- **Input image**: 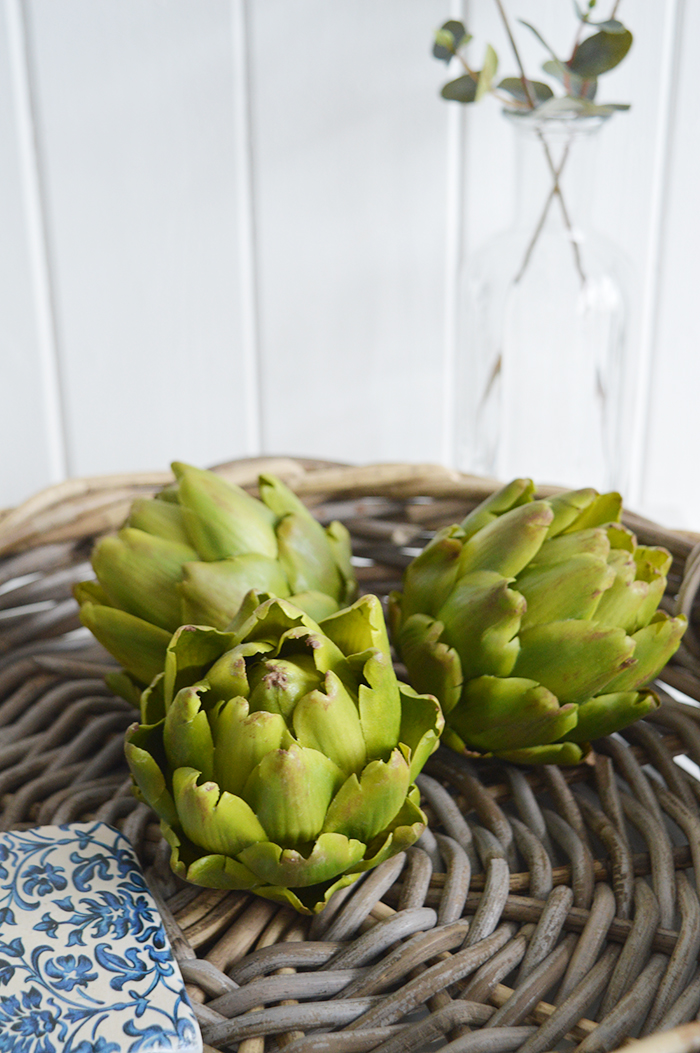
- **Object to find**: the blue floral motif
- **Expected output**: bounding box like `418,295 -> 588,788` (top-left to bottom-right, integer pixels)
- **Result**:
0,845 -> 9,882
44,956 -> 97,992
0,987 -> 57,1053
0,940 -> 23,959
34,916 -> 59,940
22,865 -> 67,898
73,1041 -> 118,1053
0,823 -> 201,1053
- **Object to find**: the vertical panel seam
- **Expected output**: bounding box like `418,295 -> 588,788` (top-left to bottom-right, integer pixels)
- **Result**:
231,0 -> 263,455
441,0 -> 468,468
5,0 -> 68,483
628,0 -> 684,509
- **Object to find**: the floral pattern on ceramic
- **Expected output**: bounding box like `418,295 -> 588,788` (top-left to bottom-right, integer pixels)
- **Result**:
0,822 -> 201,1053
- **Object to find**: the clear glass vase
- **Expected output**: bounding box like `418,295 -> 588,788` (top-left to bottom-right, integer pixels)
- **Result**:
457,109 -> 632,492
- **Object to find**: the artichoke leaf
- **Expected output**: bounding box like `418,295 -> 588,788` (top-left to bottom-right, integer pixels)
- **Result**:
398,530 -> 463,620
173,462 -> 277,560
239,596 -> 323,650
252,872 -> 363,915
324,520 -> 357,604
162,824 -> 260,890
357,649 -> 402,761
127,497 -> 191,546
604,613 -> 686,692
458,478 -> 535,541
257,472 -> 316,521
563,689 -> 660,743
238,832 -> 367,889
292,670 -> 367,774
244,744 -> 345,846
543,488 -> 599,537
73,580 -> 113,607
173,767 -> 268,857
446,675 -> 578,752
124,724 -> 177,827
562,491 -> 622,533
163,686 -> 215,781
607,522 -> 636,552
516,553 -> 615,628
494,742 -> 585,765
92,528 -> 197,632
179,556 -> 290,629
79,602 -> 171,687
397,683 -> 444,782
358,803 -> 425,873
247,655 -> 323,718
185,855 -> 262,891
164,624 -> 238,710
320,593 -> 392,662
633,546 -> 673,628
513,621 -> 635,704
276,513 -> 343,598
438,571 -> 525,680
398,614 -> 463,715
105,670 -> 142,708
287,590 -> 339,623
212,698 -> 294,796
529,527 -> 610,566
205,645 -> 255,704
593,575 -> 648,634
458,501 -> 553,577
141,673 -> 166,724
322,750 -> 412,843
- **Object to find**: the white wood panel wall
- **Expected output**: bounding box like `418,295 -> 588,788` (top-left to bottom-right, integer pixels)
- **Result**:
0,0 -> 696,529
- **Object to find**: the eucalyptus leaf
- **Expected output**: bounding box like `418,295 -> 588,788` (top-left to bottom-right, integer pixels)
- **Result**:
518,20 -> 558,62
592,20 -> 627,34
534,95 -> 621,118
542,59 -> 597,101
476,44 -> 498,101
441,73 -> 478,104
433,20 -> 471,63
569,28 -> 633,77
498,77 -> 553,107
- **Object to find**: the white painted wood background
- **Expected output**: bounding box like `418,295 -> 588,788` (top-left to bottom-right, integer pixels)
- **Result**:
0,0 -> 696,529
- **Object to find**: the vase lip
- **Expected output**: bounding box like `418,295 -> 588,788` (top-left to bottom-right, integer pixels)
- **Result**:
502,105 -> 613,136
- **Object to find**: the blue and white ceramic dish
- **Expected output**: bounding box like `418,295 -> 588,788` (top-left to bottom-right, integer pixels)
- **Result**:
0,821 -> 201,1053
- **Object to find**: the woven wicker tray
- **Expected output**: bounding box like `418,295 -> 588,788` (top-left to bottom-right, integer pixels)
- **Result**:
3,458 -> 700,1053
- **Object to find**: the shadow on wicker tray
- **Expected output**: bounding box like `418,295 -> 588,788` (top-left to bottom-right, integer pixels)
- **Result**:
3,458 -> 700,1053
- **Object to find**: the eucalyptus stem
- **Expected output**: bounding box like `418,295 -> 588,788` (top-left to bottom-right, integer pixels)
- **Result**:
535,130 -> 586,285
493,0 -> 536,109
493,0 -> 587,285
513,139 -> 573,284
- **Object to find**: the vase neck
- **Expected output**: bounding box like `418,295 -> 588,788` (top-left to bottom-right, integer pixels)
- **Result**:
506,112 -> 608,233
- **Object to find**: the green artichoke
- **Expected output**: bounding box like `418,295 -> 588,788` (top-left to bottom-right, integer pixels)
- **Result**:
125,592 -> 444,913
388,478 -> 686,765
75,463 -> 356,701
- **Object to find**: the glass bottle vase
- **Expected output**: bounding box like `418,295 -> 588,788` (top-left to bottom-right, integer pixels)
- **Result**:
457,109 -> 632,492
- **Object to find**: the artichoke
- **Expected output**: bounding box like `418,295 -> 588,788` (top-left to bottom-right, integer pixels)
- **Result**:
389,478 -> 686,765
125,593 -> 443,913
75,463 -> 356,701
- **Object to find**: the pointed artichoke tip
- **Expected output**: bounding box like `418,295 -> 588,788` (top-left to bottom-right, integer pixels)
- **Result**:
170,461 -> 192,480
355,592 -> 382,616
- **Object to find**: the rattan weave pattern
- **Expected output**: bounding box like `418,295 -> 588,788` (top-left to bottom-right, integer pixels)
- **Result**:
2,459 -> 700,1053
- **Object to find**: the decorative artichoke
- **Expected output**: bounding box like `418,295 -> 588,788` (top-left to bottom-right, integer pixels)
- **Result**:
389,479 -> 686,765
125,593 -> 443,913
75,463 -> 356,701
